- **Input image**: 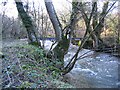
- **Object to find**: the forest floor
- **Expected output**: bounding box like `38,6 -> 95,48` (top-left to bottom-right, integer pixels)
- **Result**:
1,39 -> 74,88
1,39 -> 119,88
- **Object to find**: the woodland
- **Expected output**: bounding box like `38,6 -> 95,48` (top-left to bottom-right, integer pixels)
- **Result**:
0,0 -> 120,88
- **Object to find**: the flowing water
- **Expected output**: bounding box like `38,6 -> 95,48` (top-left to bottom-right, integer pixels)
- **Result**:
2,39 -> 119,88
44,40 -> 120,88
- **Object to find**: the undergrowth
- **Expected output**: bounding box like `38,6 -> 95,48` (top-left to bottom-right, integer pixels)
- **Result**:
1,44 -> 74,88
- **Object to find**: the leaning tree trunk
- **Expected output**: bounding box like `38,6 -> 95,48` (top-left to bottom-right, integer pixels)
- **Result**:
15,0 -> 41,47
79,2 -> 109,49
78,2 -> 99,49
63,1 -> 116,75
44,0 -> 62,42
44,0 -> 70,70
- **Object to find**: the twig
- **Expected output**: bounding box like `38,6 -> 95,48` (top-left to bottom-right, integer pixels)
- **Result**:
63,2 -> 116,74
49,41 -> 57,51
17,58 -> 23,71
5,69 -> 12,88
24,56 -> 41,66
76,50 -> 93,60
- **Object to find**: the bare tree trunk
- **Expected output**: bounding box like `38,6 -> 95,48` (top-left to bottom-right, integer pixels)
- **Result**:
44,0 -> 62,42
15,0 -> 41,47
117,1 -> 120,56
44,0 -> 70,70
63,1 -> 116,75
96,2 -> 108,40
95,1 -> 109,49
70,1 -> 80,38
92,2 -> 99,48
78,2 -> 109,49
117,1 -> 120,44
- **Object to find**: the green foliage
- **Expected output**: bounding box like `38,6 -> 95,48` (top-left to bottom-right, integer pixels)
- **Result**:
18,44 -> 44,60
29,42 -> 40,47
51,80 -> 75,88
17,44 -> 67,87
20,81 -> 32,88
2,43 -> 74,88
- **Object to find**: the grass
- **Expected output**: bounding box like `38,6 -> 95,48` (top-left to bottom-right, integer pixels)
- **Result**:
1,43 -> 74,88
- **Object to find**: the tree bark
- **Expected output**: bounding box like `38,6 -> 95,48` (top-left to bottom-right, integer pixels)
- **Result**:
44,0 -> 70,70
63,1 -> 116,74
44,0 -> 62,42
79,2 -> 109,49
118,1 -> 120,44
15,0 -> 41,47
70,1 -> 80,38
96,2 -> 108,39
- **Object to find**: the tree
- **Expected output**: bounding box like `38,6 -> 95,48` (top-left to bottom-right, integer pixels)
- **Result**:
44,0 -> 70,70
14,0 -> 41,47
14,0 -> 116,75
72,1 -> 116,49
117,1 -> 120,55
70,1 -> 80,38
63,1 -> 116,74
44,0 -> 116,74
44,0 -> 62,41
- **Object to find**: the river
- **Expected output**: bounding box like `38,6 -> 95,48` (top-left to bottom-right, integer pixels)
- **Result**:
2,39 -> 119,88
43,40 -> 120,88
